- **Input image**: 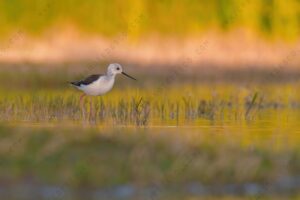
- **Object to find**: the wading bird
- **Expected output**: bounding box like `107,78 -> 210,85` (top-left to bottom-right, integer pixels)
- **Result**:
70,63 -> 136,118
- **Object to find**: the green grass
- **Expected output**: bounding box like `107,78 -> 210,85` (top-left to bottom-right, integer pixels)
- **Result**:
0,82 -> 300,126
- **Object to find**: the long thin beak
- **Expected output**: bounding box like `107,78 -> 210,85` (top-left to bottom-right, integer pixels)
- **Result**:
122,72 -> 137,80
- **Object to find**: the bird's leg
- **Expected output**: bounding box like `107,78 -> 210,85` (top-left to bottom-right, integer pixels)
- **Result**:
79,93 -> 86,120
89,96 -> 95,121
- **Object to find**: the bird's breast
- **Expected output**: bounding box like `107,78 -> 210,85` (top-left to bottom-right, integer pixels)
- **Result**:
97,77 -> 115,94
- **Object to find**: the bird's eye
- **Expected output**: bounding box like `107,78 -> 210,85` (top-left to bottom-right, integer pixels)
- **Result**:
116,67 -> 120,70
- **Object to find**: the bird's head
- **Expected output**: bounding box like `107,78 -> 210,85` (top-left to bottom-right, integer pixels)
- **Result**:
107,63 -> 136,80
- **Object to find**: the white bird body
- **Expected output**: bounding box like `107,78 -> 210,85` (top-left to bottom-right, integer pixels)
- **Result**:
71,63 -> 136,96
76,75 -> 115,96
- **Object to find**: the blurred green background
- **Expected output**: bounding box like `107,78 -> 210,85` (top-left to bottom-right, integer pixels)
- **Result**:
0,0 -> 299,40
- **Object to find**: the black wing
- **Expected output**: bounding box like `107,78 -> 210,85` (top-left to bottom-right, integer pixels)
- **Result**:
70,74 -> 102,86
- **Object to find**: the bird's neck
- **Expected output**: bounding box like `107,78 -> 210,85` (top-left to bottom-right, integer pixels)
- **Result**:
107,72 -> 116,79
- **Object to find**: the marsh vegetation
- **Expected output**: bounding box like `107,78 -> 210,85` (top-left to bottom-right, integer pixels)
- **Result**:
0,66 -> 300,199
